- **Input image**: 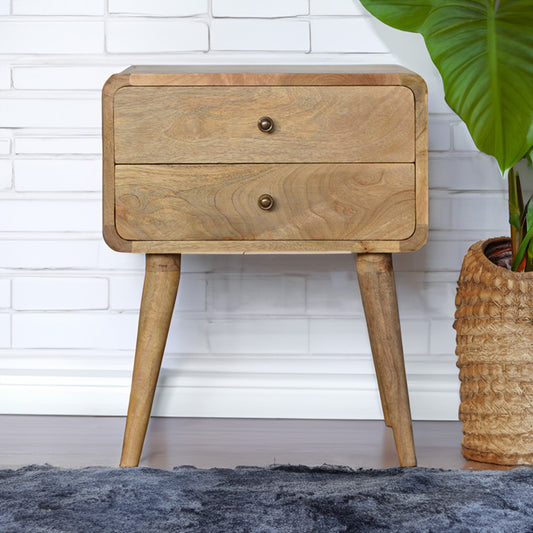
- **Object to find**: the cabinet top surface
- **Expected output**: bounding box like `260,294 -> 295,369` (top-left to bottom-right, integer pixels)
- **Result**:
122,64 -> 415,74
105,65 -> 427,91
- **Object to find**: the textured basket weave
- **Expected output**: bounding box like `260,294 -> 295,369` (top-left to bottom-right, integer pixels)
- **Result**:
454,237 -> 533,465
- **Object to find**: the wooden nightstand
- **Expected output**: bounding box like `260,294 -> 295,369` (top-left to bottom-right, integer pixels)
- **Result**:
102,66 -> 428,468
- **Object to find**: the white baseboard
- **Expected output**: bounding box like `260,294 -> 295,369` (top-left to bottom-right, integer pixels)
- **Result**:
0,352 -> 460,420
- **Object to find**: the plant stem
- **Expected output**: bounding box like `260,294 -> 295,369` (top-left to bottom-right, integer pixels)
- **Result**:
508,166 -> 523,261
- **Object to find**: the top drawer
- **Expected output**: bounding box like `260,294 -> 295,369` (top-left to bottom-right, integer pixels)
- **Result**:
114,86 -> 415,164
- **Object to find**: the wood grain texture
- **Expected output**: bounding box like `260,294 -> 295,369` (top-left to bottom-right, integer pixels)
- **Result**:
115,163 -> 416,242
123,66 -> 422,88
102,69 -> 427,254
126,240 -> 404,254
356,253 -> 417,467
114,86 -> 415,164
123,64 -> 417,74
102,74 -> 132,252
404,72 -> 429,254
120,254 -> 181,467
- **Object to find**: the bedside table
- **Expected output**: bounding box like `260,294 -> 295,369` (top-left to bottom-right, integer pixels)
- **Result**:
102,66 -> 428,468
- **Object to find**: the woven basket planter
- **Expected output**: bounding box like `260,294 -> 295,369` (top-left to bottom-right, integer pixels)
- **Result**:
454,237 -> 533,465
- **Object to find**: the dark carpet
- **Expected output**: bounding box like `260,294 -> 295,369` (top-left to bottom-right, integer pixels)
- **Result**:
1,464 -> 532,532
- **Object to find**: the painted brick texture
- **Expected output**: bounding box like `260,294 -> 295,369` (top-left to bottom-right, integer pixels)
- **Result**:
12,0 -> 105,16
108,0 -> 208,17
0,21 -> 104,53
213,0 -> 308,17
0,0 -> 502,420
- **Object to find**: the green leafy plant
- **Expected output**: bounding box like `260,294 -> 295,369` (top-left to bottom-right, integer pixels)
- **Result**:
359,0 -> 533,270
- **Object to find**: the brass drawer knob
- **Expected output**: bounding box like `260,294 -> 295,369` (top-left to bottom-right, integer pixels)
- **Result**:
258,116 -> 274,133
258,194 -> 274,210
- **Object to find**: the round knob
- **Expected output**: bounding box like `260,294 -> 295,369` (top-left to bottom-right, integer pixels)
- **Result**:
258,116 -> 274,133
258,194 -> 274,210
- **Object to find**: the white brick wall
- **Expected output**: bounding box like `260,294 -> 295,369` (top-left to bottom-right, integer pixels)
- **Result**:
12,313 -> 137,350
12,277 -> 108,310
13,66 -> 122,90
12,0 -> 105,16
211,20 -> 309,51
0,200 -> 99,232
311,19 -> 389,53
0,159 -> 11,189
14,136 -> 101,155
0,279 -> 10,308
0,1 -> 506,421
0,240 -> 100,269
110,274 -> 206,311
310,0 -> 364,15
1,98 -> 101,128
207,276 -> 306,315
452,122 -> 479,151
0,64 -> 10,87
108,0 -> 208,17
106,20 -> 208,53
0,21 -> 104,53
15,160 -> 101,191
0,315 -> 10,348
428,119 -> 451,152
212,0 -> 309,18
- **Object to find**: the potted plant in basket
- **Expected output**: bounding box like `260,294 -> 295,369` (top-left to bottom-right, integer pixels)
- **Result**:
359,0 -> 533,465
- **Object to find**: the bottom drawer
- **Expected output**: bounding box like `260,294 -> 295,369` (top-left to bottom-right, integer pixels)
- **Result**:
114,163 -> 416,242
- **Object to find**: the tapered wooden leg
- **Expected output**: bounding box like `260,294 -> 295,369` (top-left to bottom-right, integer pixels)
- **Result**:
120,254 -> 181,467
355,253 -> 417,467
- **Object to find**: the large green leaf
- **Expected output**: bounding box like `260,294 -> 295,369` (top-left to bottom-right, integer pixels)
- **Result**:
360,0 -> 533,173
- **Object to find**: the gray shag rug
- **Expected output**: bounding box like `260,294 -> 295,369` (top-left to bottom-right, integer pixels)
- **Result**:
1,464 -> 532,532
